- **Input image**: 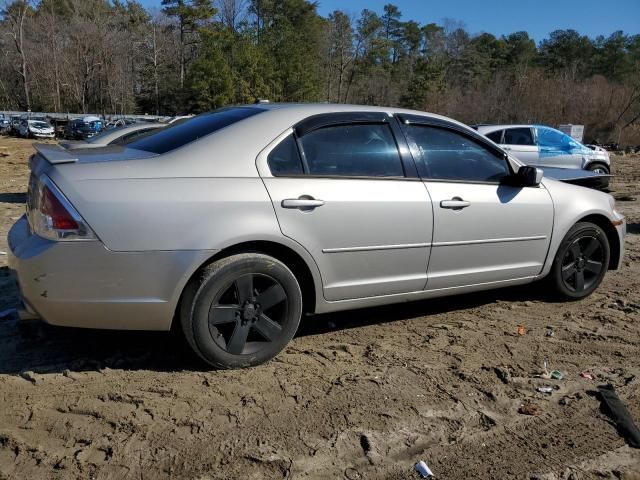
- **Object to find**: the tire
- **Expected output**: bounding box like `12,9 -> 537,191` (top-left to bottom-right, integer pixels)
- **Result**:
181,253 -> 303,369
587,162 -> 610,174
548,222 -> 610,300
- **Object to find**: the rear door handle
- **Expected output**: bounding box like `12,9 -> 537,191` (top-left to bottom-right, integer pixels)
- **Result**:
440,198 -> 470,210
282,197 -> 325,210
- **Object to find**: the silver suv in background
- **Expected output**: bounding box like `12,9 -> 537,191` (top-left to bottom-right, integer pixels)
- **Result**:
475,124 -> 611,174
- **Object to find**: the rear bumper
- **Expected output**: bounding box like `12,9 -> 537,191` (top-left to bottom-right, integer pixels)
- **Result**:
8,215 -> 214,330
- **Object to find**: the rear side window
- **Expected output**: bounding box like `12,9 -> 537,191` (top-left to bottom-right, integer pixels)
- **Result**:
299,124 -> 404,177
486,130 -> 503,143
504,128 -> 534,146
127,107 -> 264,154
268,135 -> 303,176
406,125 -> 510,182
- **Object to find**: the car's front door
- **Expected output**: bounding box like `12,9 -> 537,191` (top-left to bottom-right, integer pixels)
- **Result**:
535,126 -> 583,169
501,127 -> 540,165
259,114 -> 433,301
399,117 -> 554,290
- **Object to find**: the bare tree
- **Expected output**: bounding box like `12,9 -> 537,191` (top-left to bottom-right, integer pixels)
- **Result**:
216,0 -> 246,32
2,0 -> 32,110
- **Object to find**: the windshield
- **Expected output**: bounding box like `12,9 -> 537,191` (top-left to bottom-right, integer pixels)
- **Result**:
30,121 -> 50,129
126,107 -> 264,154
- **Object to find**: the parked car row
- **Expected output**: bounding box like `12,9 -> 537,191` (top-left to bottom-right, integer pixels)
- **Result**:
0,114 -> 161,140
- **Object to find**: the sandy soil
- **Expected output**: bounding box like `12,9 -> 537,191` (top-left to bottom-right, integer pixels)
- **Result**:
0,136 -> 639,480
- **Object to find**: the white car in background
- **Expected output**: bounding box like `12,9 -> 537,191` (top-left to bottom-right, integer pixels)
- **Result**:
18,119 -> 55,139
475,124 -> 611,174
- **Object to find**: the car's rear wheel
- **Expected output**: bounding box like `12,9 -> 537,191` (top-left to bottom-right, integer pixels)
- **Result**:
587,162 -> 610,174
181,253 -> 303,369
548,222 -> 609,300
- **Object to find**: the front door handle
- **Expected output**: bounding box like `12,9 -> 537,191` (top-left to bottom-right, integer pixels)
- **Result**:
282,197 -> 325,210
440,198 -> 470,210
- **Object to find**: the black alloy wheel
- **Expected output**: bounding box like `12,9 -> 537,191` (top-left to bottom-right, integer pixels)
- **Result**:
181,253 -> 303,368
549,222 -> 610,300
560,235 -> 605,293
208,273 -> 287,355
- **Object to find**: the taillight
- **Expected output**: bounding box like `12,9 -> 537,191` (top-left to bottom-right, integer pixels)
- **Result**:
27,174 -> 97,241
42,186 -> 79,230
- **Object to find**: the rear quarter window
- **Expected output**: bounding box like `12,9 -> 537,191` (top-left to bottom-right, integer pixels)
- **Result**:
126,107 -> 264,154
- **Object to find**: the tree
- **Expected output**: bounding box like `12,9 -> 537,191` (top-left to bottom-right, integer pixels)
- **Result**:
325,10 -> 354,103
187,28 -> 233,111
539,29 -> 595,78
2,0 -> 32,110
161,0 -> 216,89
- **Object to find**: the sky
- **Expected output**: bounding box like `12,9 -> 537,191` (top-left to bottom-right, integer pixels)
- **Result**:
139,0 -> 640,42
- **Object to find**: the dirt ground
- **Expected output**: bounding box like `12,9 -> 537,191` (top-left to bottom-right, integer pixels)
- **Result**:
0,136 -> 639,480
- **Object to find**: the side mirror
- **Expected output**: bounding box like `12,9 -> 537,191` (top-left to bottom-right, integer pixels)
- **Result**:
517,165 -> 543,187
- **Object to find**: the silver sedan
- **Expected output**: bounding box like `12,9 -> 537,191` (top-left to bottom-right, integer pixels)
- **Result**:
8,104 -> 626,368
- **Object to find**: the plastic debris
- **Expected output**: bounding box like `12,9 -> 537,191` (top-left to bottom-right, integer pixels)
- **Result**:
0,308 -> 17,319
580,371 -> 594,380
415,460 -> 434,478
550,370 -> 564,380
546,326 -> 555,337
536,386 -> 554,394
597,384 -> 640,448
517,325 -> 526,336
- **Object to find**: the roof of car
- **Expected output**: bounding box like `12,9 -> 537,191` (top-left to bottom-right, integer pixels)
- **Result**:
244,102 -> 459,121
475,124 -> 555,132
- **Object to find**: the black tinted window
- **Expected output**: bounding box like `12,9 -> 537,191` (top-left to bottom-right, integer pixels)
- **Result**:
268,135 -> 303,176
486,130 -> 503,143
299,124 -> 403,177
127,107 -> 263,154
407,125 -> 510,182
504,128 -> 534,146
110,128 -> 156,145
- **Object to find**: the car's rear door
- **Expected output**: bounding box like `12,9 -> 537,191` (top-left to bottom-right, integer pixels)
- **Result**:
258,112 -> 433,301
399,115 -> 553,290
501,127 -> 540,165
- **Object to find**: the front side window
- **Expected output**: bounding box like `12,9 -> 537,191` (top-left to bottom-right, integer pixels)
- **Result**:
536,127 -> 570,149
504,128 -> 534,146
299,123 -> 404,177
268,135 -> 303,176
406,125 -> 510,182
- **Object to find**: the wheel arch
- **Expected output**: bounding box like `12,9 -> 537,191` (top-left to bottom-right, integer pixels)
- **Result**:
172,240 -> 319,330
576,213 -> 620,270
585,161 -> 610,172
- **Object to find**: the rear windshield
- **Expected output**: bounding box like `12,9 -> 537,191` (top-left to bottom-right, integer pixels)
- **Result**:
126,107 -> 264,154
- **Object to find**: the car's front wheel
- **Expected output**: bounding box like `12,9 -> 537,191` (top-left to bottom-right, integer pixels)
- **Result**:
587,162 -> 610,174
548,222 -> 610,300
181,253 -> 303,369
